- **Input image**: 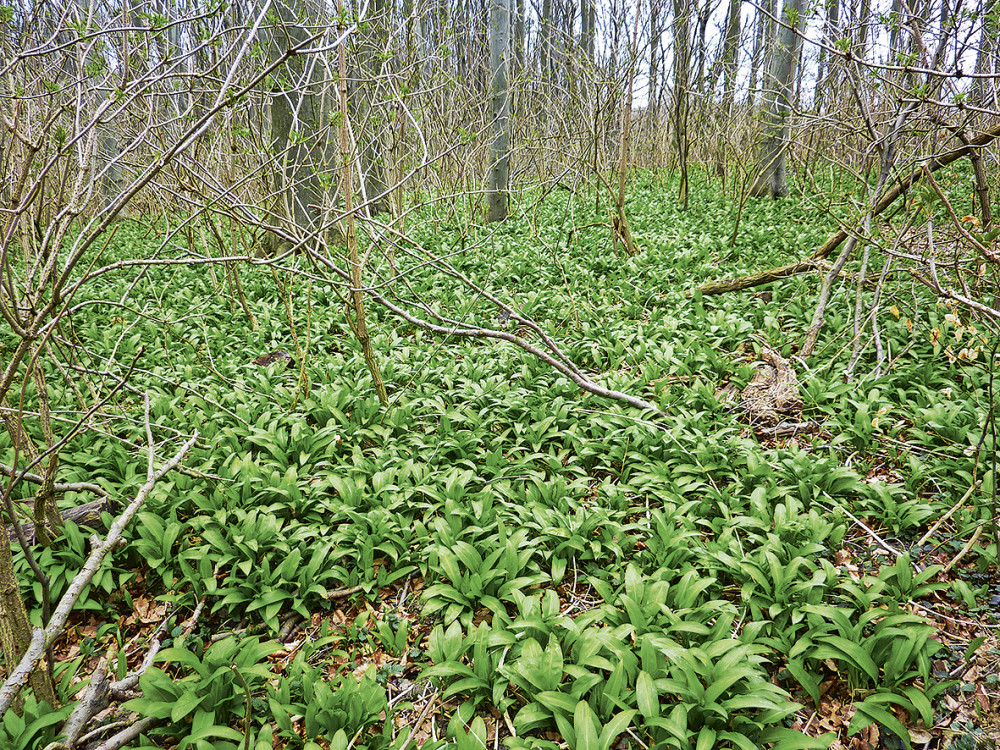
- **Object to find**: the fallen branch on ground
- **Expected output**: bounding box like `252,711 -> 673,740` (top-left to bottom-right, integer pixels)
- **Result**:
696,118 -> 1000,296
0,395 -> 197,718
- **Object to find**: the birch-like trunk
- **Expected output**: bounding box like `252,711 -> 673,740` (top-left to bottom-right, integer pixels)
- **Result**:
487,0 -> 511,223
749,0 -> 806,198
267,0 -> 335,251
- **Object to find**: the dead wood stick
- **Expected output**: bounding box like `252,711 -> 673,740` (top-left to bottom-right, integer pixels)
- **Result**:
8,498 -> 111,544
0,396 -> 197,718
396,690 -> 439,750
916,481 -> 979,547
0,463 -> 109,499
323,584 -> 364,600
697,118 -> 1000,296
53,655 -> 111,749
90,715 -> 160,750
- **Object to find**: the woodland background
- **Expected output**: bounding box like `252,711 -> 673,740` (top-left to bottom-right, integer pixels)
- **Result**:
2,0 -> 1000,748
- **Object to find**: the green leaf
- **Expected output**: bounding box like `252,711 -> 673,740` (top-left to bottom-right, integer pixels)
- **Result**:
815,635 -> 879,682
171,690 -> 205,722
849,701 -> 911,750
574,701 -> 599,750
598,710 -> 636,750
695,727 -> 716,750
900,686 -> 933,727
513,703 -> 551,733
756,728 -> 837,749
636,670 -> 659,719
964,635 -> 986,662
187,724 -> 246,742
785,659 -> 821,706
157,647 -> 204,671
536,691 -> 578,716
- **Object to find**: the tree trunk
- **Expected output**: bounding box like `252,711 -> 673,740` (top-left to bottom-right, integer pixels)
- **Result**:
748,0 -> 776,102
0,524 -> 57,710
268,0 -> 335,250
673,0 -> 691,208
540,0 -> 552,79
721,0 -> 742,110
581,0 -> 595,59
487,0 -> 511,222
337,0 -> 389,405
648,2 -> 661,116
972,0 -> 998,109
354,0 -> 390,215
857,0 -> 871,60
749,0 -> 806,199
515,0 -> 527,68
815,0 -> 840,112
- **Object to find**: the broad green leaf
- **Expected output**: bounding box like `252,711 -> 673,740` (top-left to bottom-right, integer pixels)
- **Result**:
171,690 -> 204,722
536,691 -> 578,716
849,701 -> 912,750
636,670 -> 659,719
815,635 -> 879,682
695,727 -> 716,750
574,700 -> 599,750
598,710 -> 636,750
756,728 -> 836,749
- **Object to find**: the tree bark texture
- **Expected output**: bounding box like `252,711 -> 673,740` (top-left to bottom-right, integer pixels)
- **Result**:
487,0 -> 511,223
268,0 -> 333,245
749,0 -> 806,199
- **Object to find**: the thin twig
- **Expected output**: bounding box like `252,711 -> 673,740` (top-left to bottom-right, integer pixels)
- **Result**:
0,396 -> 197,718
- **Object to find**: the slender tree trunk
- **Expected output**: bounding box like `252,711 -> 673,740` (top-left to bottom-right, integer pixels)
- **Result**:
581,0 -> 595,58
268,0 -> 334,251
815,0 -> 839,112
749,0 -> 806,198
694,1 -> 713,90
540,0 -> 552,79
857,0 -> 871,60
648,2 -> 661,117
748,0 -> 776,102
888,0 -> 903,56
487,0 -> 511,222
673,0 -> 691,208
721,0 -> 742,110
515,0 -> 526,68
0,521 -> 57,709
355,0 -> 390,215
972,0 -> 998,109
337,0 -> 388,405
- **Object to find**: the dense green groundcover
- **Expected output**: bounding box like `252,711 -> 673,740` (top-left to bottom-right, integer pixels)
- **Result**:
3,170 -> 996,749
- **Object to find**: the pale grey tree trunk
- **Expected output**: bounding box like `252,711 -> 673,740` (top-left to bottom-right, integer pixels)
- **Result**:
673,0 -> 691,208
972,0 -> 998,108
648,2 -> 662,115
487,0 -> 511,223
888,0 -> 903,55
721,0 -> 742,108
750,0 -> 806,198
268,0 -> 335,248
581,0 -> 595,58
515,0 -> 526,68
540,0 -> 552,79
693,0 -> 713,90
815,0 -> 839,112
857,0 -> 871,59
355,0 -> 390,215
748,0 -> 777,102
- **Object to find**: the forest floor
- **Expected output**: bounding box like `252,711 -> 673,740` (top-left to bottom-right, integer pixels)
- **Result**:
5,168 -> 1000,750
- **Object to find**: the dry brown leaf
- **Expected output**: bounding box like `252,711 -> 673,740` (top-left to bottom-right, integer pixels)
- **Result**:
135,596 -> 167,624
908,727 -> 934,744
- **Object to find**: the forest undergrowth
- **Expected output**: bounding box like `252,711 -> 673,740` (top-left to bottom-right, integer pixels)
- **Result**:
2,168 -> 999,750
